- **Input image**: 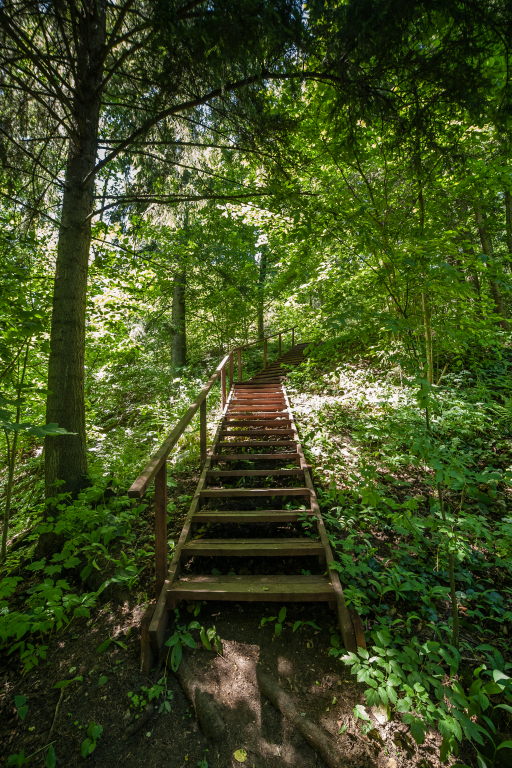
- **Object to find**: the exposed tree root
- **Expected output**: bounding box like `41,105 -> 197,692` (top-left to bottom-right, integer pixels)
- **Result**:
172,656 -> 227,743
256,665 -> 348,768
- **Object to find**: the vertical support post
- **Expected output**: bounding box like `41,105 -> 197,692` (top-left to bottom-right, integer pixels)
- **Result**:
229,351 -> 234,391
279,333 -> 282,357
292,327 -> 294,348
237,348 -> 242,382
221,363 -> 226,410
154,459 -> 167,598
263,338 -> 267,368
200,397 -> 207,465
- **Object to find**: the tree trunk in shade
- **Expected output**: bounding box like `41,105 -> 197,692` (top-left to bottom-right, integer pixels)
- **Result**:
45,3 -> 106,500
257,249 -> 267,339
171,269 -> 187,368
474,206 -> 510,331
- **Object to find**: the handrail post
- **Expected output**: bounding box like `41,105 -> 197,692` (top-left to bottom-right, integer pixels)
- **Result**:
229,351 -> 234,391
221,362 -> 226,410
292,327 -> 294,348
263,338 -> 267,368
279,333 -> 282,357
237,348 -> 242,381
200,397 -> 207,464
154,459 -> 167,597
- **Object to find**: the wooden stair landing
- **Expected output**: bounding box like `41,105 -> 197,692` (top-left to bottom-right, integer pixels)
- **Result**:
147,343 -> 366,657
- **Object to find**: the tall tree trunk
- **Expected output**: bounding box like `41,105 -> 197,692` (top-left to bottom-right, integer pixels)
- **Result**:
45,3 -> 106,500
171,269 -> 187,368
422,291 -> 434,384
257,249 -> 267,339
506,190 -> 512,271
474,206 -> 511,331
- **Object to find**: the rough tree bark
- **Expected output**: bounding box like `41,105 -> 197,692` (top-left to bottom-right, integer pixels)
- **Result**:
506,190 -> 512,270
45,3 -> 107,499
257,248 -> 267,339
474,206 -> 510,331
171,269 -> 187,368
474,206 -> 510,328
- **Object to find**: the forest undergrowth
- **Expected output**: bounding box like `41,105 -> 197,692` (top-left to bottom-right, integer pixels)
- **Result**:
288,341 -> 512,768
1,338 -> 512,768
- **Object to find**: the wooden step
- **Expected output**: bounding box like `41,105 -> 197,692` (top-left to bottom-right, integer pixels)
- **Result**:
168,574 -> 333,601
225,414 -> 291,421
199,487 -> 311,498
220,430 -> 294,436
212,453 -> 298,461
228,406 -> 287,412
217,440 -> 296,448
222,420 -> 291,427
207,468 -> 301,476
192,509 -> 311,523
181,538 -> 323,557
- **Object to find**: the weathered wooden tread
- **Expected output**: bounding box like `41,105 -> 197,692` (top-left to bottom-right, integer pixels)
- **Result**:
217,440 -> 296,448
181,538 -> 323,556
212,453 -> 298,461
168,574 -> 334,600
220,430 -> 295,436
192,510 -> 311,523
199,487 -> 311,498
222,420 -> 291,427
206,468 -> 303,477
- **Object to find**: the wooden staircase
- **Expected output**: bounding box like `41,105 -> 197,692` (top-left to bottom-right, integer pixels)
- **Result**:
131,332 -> 366,672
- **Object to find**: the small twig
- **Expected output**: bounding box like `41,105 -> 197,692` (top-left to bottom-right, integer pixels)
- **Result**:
48,688 -> 64,741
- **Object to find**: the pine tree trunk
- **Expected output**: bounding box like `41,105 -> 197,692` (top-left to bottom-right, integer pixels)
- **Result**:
45,4 -> 106,500
474,206 -> 510,331
171,270 -> 187,368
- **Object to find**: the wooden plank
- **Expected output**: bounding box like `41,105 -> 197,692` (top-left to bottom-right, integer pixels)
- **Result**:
225,414 -> 291,421
168,574 -> 334,601
199,487 -> 311,498
192,510 -> 311,523
200,397 -> 207,464
222,420 -> 292,428
154,460 -> 168,597
228,406 -> 287,412
148,417 -> 225,651
220,430 -> 294,436
213,453 -> 298,461
181,538 -> 324,557
128,357 -> 227,498
206,468 -> 303,477
217,440 -> 296,448
281,385 -> 362,652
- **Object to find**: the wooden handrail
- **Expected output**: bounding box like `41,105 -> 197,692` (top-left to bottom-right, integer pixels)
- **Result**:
238,326 -> 295,351
128,353 -> 230,499
127,325 -> 296,596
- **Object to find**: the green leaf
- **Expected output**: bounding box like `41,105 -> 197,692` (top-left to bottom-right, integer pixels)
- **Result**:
278,607 -> 287,624
46,745 -> 56,768
497,741 -> 512,751
293,621 -> 302,633
14,696 -> 27,708
410,719 -> 425,745
353,704 -> 370,721
17,706 -> 28,721
275,622 -> 283,636
171,641 -> 182,672
97,639 -> 111,654
80,739 -> 93,758
98,676 -> 108,686
200,627 -> 211,651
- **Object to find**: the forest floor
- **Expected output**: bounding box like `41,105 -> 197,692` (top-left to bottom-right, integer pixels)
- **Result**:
2,353 -> 511,768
